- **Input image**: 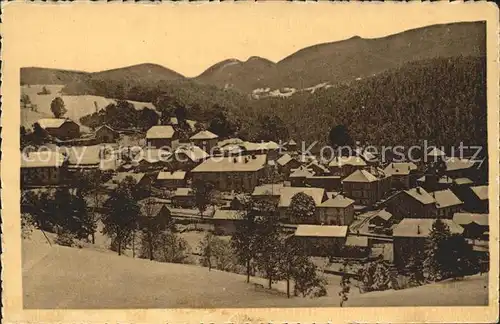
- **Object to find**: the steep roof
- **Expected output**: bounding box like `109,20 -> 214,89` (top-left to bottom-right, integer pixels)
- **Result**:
328,156 -> 367,167
404,187 -> 435,205
345,235 -> 369,247
427,147 -> 446,157
138,200 -> 168,217
252,183 -> 285,196
289,167 -> 315,178
452,213 -> 489,227
190,130 -> 218,140
278,187 -> 325,207
37,118 -> 73,129
393,219 -> 463,238
384,162 -> 418,176
454,178 -> 474,185
64,145 -> 101,166
445,158 -> 476,171
191,155 -> 267,173
306,161 -> 330,174
276,154 -> 293,166
95,124 -> 117,133
373,209 -> 393,221
343,169 -> 378,183
173,187 -> 193,197
146,125 -> 175,139
21,151 -> 66,168
432,189 -> 463,208
174,144 -> 209,162
471,185 -> 488,201
213,210 -> 243,220
134,148 -> 172,164
157,171 -> 186,180
294,225 -> 348,238
318,194 -> 354,208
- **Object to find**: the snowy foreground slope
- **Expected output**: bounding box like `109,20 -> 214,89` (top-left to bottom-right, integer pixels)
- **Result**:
23,239 -> 488,309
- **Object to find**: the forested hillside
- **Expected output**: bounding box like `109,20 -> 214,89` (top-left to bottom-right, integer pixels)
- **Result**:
76,56 -> 486,150
241,55 -> 487,148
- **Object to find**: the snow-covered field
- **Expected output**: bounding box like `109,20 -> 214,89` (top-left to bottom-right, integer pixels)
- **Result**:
21,85 -> 155,128
22,229 -> 489,308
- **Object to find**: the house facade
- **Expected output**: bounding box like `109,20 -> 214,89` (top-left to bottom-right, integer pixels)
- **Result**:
393,218 -> 464,269
190,130 -> 219,152
21,151 -> 68,186
191,155 -> 268,193
341,169 -> 390,206
95,125 -> 119,143
146,125 -> 176,149
37,118 -> 80,140
292,225 -> 348,257
316,194 -> 355,225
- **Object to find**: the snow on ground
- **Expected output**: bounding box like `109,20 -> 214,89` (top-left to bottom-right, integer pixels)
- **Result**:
21,85 -> 155,128
23,229 -> 489,308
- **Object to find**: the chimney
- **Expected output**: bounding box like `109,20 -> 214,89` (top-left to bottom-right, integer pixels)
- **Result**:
417,225 -> 421,235
392,163 -> 394,168
416,187 -> 421,194
233,157 -> 238,163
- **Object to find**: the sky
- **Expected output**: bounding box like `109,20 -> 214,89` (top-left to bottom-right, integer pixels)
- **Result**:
3,2 -> 491,77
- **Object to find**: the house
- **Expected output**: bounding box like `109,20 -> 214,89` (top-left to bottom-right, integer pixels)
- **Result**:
305,161 -> 330,176
243,141 -> 281,161
146,125 -> 176,149
190,155 -> 268,193
467,185 -> 489,213
251,183 -> 285,209
172,144 -> 209,170
316,194 -> 355,225
278,187 -> 327,222
328,156 -> 367,177
103,172 -> 152,192
354,148 -> 377,165
37,118 -> 80,140
433,189 -> 463,218
211,209 -> 243,235
137,200 -> 172,229
95,125 -> 119,143
343,235 -> 371,258
304,175 -> 342,192
289,167 -> 315,187
284,139 -> 297,152
386,187 -> 436,219
189,130 -> 218,152
341,169 -> 390,206
171,187 -> 196,208
368,209 -> 394,228
445,158 -> 476,179
155,171 -> 187,189
132,148 -> 173,171
293,224 -> 348,257
426,147 -> 447,163
452,213 -> 489,239
276,154 -> 301,176
383,162 -> 418,189
21,151 -> 68,186
417,175 -> 454,191
393,218 -> 463,269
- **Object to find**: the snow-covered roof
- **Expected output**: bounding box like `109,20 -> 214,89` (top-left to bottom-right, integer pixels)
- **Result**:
343,169 -> 378,183
146,125 -> 175,139
393,219 -> 463,238
453,213 -> 489,227
295,225 -> 348,238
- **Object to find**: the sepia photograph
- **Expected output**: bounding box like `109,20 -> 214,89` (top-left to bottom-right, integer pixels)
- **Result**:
1,2 -> 499,323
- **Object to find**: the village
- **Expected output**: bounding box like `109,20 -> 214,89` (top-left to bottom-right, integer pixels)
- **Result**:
19,97 -> 490,303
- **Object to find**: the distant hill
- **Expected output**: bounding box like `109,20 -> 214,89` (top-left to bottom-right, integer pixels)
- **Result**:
92,63 -> 185,83
20,67 -> 90,85
195,21 -> 486,92
195,56 -> 278,91
21,63 -> 185,89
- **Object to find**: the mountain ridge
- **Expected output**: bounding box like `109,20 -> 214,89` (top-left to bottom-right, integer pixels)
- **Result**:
21,21 -> 486,93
